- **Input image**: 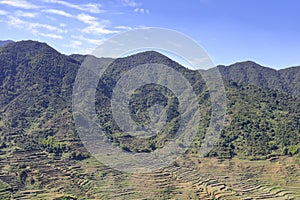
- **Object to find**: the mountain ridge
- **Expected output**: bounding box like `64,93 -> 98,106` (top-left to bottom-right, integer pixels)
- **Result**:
2,40 -> 299,70
217,61 -> 299,97
0,40 -> 299,156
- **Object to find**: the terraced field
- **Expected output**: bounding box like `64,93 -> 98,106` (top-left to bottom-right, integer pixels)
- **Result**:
0,150 -> 299,199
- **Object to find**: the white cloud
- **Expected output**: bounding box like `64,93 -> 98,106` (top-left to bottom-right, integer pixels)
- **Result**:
15,10 -> 38,18
121,0 -> 150,14
76,13 -> 98,24
82,25 -> 119,35
72,35 -> 104,45
64,38 -> 95,54
40,11 -> 117,36
134,8 -> 150,14
83,3 -> 104,13
0,9 -> 7,15
115,26 -> 132,30
42,9 -> 73,18
0,0 -> 39,9
121,0 -> 141,7
42,11 -> 117,36
75,13 -> 118,35
7,16 -> 66,34
64,40 -> 83,48
30,23 -> 66,34
44,15 -> 55,21
7,16 -> 24,27
37,32 -> 63,39
43,0 -> 104,13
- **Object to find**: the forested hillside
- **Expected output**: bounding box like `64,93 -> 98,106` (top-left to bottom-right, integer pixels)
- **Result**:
0,40 -> 299,199
0,40 -> 299,160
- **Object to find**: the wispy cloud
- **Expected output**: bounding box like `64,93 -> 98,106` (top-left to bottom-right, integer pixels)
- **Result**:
59,23 -> 66,27
120,0 -> 150,15
0,0 -> 138,54
7,16 -> 24,27
31,23 -> 66,34
64,40 -> 83,48
37,32 -> 63,39
0,9 -> 7,15
7,16 -> 66,34
115,26 -> 132,30
121,0 -> 141,7
0,0 -> 39,9
72,35 -> 104,45
76,13 -> 118,35
134,8 -> 150,14
39,10 -> 118,36
7,16 -> 65,39
42,9 -> 72,18
76,13 -> 98,24
82,24 -> 119,35
82,3 -> 104,13
43,0 -> 104,13
66,37 -> 97,54
15,10 -> 38,18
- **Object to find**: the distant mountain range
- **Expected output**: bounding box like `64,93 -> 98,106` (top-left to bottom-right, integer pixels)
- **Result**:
0,40 -> 299,160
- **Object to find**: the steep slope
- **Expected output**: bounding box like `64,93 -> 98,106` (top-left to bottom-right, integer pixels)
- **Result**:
207,81 -> 300,159
279,66 -> 300,96
95,50 -> 208,152
0,41 -> 81,151
0,41 -> 94,199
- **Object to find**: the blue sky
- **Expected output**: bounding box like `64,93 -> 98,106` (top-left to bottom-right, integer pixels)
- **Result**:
0,0 -> 299,69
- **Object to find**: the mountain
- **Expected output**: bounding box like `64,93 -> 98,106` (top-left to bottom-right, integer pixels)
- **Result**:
217,61 -> 300,96
0,40 -> 14,47
0,40 -> 87,157
0,40 -> 299,157
0,40 -> 299,199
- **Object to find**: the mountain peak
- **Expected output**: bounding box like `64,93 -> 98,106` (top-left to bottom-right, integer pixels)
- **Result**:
217,60 -> 300,96
1,40 -> 61,57
236,60 -> 260,65
122,50 -> 170,60
116,50 -> 193,72
113,50 -> 183,68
